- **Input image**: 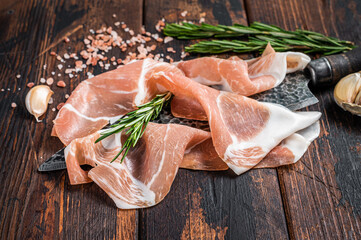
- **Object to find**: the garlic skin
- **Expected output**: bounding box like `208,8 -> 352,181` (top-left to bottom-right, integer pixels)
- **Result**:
334,71 -> 361,116
25,85 -> 54,122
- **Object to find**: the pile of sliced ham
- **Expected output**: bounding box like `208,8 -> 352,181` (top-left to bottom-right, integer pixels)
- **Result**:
52,45 -> 321,209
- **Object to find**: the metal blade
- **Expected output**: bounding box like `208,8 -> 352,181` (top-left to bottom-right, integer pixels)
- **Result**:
251,71 -> 319,110
38,148 -> 66,172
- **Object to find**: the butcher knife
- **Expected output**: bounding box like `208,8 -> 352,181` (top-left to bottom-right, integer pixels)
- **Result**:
253,47 -> 361,109
39,48 -> 361,172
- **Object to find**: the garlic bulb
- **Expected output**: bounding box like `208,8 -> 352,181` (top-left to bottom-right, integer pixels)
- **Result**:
334,71 -> 361,116
25,85 -> 54,122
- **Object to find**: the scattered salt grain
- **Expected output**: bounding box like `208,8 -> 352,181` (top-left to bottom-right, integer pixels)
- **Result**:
11,102 -> 17,108
46,77 -> 54,85
164,36 -> 174,44
40,78 -> 46,83
65,94 -> 70,99
167,47 -> 176,53
75,61 -> 83,68
43,64 -> 47,70
57,80 -> 66,88
152,33 -> 159,40
50,51 -> 56,56
51,71 -> 55,76
57,64 -> 63,70
180,51 -> 189,59
27,82 -> 35,88
114,22 -> 120,27
16,74 -> 21,78
52,108 -> 56,112
1,89 -> 4,92
64,37 -> 70,43
48,97 -> 53,104
112,14 -> 116,18
65,69 -> 73,74
64,53 -> 70,59
181,10 -> 188,17
57,103 -> 65,110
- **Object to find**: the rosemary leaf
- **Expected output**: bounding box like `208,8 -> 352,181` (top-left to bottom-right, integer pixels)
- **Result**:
163,21 -> 355,55
96,92 -> 172,163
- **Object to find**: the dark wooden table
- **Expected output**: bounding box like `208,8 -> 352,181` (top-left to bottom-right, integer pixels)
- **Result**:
1,0 -> 360,239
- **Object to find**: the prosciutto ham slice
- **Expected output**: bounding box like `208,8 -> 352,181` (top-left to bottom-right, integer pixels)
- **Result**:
65,121 -> 319,208
171,45 -> 310,120
52,60 -> 183,145
51,48 -> 321,209
175,44 -> 310,96
153,71 -> 320,174
180,122 -> 320,171
64,123 -> 212,208
53,46 -> 310,145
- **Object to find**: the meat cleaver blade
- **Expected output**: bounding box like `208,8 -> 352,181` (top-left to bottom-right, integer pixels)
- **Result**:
251,70 -> 318,111
38,148 -> 67,172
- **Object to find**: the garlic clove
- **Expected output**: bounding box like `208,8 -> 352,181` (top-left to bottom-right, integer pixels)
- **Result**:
355,89 -> 361,106
25,85 -> 54,122
342,102 -> 361,117
334,71 -> 361,116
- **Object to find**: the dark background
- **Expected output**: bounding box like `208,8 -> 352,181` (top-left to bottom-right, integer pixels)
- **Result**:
0,0 -> 360,239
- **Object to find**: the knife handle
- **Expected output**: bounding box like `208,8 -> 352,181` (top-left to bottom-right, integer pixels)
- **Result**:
307,47 -> 361,86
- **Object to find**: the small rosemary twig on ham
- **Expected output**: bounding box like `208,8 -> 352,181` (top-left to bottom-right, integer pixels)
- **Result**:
95,92 -> 172,163
163,21 -> 355,55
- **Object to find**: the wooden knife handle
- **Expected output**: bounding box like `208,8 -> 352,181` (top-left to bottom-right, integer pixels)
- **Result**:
307,47 -> 361,86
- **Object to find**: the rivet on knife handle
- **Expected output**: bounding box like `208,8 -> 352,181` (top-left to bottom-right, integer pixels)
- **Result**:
307,47 -> 361,87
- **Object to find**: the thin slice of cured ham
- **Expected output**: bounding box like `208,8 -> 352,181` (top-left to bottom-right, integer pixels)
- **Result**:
171,45 -> 310,120
153,71 -> 321,174
56,58 -> 322,208
175,44 -> 310,96
64,121 -> 320,209
180,122 -> 320,171
53,55 -> 321,199
55,58 -> 320,175
52,59 -> 183,145
53,46 -> 309,144
64,123 -> 213,209
254,121 -> 320,168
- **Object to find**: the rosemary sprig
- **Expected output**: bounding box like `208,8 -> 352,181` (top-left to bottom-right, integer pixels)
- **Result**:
95,92 -> 172,163
164,21 -> 355,55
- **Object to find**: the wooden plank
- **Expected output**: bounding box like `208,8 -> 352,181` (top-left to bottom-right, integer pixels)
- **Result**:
245,0 -> 361,238
0,0 -> 142,239
141,1 -> 289,239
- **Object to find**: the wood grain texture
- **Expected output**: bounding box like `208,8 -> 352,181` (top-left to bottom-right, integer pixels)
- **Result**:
140,1 -> 288,239
245,0 -> 361,239
1,0 -> 360,239
0,0 -> 141,239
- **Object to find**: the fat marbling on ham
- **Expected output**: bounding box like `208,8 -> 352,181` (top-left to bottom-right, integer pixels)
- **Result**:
52,47 -> 321,209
